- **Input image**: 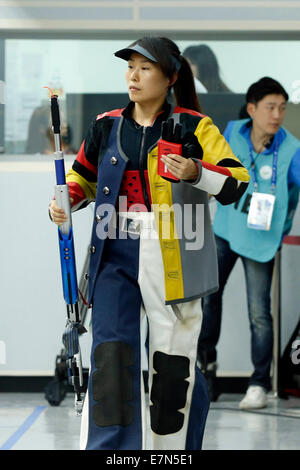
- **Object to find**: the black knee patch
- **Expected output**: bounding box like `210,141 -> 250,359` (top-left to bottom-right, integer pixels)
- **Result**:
150,351 -> 190,435
92,341 -> 134,427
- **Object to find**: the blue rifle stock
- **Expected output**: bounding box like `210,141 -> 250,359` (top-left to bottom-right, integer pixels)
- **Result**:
50,94 -> 86,415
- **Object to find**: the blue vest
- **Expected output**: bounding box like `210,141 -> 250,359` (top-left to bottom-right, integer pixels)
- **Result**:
214,119 -> 300,262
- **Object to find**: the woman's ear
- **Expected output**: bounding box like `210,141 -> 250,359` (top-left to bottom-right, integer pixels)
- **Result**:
169,73 -> 178,87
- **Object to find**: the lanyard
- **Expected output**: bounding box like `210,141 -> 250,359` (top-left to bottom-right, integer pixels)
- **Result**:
248,143 -> 278,194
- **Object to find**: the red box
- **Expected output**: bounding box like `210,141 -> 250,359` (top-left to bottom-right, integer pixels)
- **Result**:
157,139 -> 182,182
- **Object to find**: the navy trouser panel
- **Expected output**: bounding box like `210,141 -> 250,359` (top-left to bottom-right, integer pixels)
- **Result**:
185,366 -> 210,450
84,234 -> 143,450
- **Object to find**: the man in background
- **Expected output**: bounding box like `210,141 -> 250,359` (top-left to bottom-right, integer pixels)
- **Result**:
198,77 -> 300,409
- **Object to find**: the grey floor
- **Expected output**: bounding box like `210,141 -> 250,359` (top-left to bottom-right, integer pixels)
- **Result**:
0,392 -> 299,450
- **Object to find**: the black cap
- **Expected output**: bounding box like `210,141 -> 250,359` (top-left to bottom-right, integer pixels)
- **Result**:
114,44 -> 158,63
115,44 -> 181,72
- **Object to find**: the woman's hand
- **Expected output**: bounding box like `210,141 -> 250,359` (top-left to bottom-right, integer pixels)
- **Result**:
49,198 -> 73,225
161,154 -> 199,181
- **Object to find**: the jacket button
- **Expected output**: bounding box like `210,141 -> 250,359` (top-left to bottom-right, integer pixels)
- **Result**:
84,273 -> 89,280
95,214 -> 102,222
110,156 -> 118,165
103,186 -> 110,195
89,245 -> 96,254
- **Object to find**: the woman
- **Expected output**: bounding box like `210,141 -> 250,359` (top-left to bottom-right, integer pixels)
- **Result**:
183,44 -> 231,93
50,36 -> 249,450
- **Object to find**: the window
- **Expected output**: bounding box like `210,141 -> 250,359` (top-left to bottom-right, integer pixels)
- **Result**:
2,38 -> 300,155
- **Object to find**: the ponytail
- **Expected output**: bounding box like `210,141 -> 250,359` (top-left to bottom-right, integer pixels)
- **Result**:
173,56 -> 202,113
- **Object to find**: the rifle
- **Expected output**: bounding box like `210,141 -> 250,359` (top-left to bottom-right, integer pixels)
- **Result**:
47,88 -> 87,415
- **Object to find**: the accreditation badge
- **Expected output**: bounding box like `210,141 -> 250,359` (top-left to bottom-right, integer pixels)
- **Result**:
247,192 -> 276,231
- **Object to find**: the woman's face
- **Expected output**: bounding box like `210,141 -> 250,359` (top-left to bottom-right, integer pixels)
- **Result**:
125,52 -> 171,105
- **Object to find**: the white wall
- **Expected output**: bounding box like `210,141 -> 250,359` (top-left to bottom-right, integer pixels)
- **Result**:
0,156 -> 93,374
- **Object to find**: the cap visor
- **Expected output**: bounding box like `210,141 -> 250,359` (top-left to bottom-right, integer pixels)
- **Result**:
114,48 -> 135,61
114,45 -> 158,63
